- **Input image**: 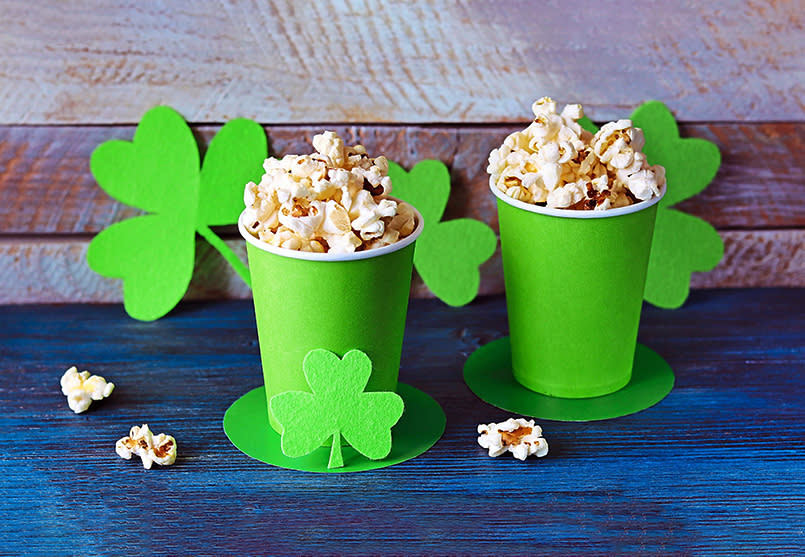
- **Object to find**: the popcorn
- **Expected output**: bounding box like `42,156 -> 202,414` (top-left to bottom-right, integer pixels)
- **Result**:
488,97 -> 665,210
546,180 -> 586,209
115,424 -> 177,469
349,191 -> 398,240
477,418 -> 548,461
244,131 -> 416,254
60,366 -> 114,413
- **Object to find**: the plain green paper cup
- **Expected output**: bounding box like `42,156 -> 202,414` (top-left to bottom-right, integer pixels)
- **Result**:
492,185 -> 665,399
238,200 -> 424,432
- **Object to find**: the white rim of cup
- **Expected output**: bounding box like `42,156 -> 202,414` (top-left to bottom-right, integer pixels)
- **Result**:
238,196 -> 425,261
490,181 -> 666,219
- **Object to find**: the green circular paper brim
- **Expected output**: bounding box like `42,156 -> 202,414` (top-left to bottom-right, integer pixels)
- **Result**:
223,383 -> 445,473
463,337 -> 674,421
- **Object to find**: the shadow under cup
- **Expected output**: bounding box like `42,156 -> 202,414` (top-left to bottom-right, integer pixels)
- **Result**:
493,186 -> 664,399
238,201 -> 424,432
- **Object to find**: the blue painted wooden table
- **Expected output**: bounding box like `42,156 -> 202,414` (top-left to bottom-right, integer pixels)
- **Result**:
2,289 -> 803,554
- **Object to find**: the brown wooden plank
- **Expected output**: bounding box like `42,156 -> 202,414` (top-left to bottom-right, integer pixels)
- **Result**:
689,230 -> 805,289
1,1 -> 803,124
0,126 -> 142,234
1,123 -> 803,234
1,230 -> 801,305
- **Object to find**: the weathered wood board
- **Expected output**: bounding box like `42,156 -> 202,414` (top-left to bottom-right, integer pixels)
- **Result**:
0,1 -> 802,305
1,229 -> 801,305
0,1 -> 803,123
1,123 -> 803,234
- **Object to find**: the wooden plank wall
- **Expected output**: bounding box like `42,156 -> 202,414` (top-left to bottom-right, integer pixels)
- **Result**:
1,1 -> 803,304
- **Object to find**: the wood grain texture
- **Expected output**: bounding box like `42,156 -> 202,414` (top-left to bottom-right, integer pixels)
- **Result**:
1,229 -> 801,305
0,290 -> 803,554
0,1 -> 803,124
1,123 -> 803,234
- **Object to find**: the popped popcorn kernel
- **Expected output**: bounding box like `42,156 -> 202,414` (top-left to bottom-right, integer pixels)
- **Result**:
115,424 -> 177,469
477,418 -> 548,461
488,98 -> 665,210
244,131 -> 417,253
60,366 -> 114,414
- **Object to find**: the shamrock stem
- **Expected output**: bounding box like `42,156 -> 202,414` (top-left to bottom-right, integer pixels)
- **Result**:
328,432 -> 344,469
197,225 -> 252,288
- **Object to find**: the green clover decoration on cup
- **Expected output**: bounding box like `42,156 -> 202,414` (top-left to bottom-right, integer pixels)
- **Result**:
270,349 -> 405,469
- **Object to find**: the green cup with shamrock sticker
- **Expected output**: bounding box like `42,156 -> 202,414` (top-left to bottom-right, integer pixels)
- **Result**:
238,202 -> 424,432
492,185 -> 665,398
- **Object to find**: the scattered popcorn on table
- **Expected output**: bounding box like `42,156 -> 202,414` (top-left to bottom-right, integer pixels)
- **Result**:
487,97 -> 665,210
116,424 -> 177,469
243,131 -> 417,254
477,418 -> 548,461
60,366 -> 115,414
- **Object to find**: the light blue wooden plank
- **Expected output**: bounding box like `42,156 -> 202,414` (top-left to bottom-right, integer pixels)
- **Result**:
0,1 -> 802,123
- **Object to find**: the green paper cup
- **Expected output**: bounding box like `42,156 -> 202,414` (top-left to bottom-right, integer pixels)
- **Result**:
492,185 -> 665,398
238,199 -> 424,432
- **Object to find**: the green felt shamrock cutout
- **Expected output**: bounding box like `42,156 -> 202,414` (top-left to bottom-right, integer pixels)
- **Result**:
87,106 -> 266,321
269,349 -> 405,469
389,160 -> 497,306
582,102 -> 723,308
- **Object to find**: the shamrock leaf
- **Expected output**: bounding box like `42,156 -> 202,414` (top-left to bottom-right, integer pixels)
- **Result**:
631,101 -> 721,209
87,106 -> 267,321
631,101 -> 724,308
578,115 -> 598,135
580,102 -> 724,308
389,160 -> 497,307
270,349 -> 405,469
645,209 -> 724,308
88,215 -> 195,322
